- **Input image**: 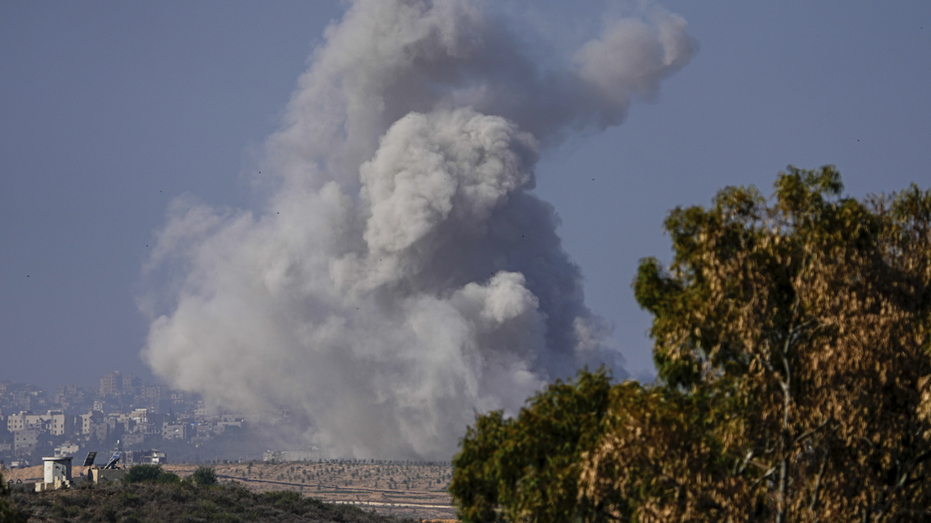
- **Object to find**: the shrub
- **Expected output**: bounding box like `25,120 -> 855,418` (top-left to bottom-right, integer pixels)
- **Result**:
125,464 -> 165,484
190,466 -> 218,487
168,484 -> 195,503
265,490 -> 301,506
157,471 -> 182,484
118,491 -> 143,508
98,504 -> 118,523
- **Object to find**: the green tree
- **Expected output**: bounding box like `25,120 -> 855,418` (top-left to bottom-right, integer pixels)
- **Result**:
581,167 -> 931,522
450,368 -> 614,522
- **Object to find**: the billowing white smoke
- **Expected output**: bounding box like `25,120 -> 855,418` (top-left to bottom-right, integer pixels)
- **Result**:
141,0 -> 696,459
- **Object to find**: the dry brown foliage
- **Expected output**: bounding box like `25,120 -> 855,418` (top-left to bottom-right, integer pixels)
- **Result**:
582,168 -> 931,522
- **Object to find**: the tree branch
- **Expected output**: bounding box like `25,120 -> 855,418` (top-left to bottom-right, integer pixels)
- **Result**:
793,416 -> 833,448
808,452 -> 827,514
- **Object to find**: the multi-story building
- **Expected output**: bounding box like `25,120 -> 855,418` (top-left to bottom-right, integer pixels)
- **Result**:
79,410 -> 110,442
9,387 -> 46,412
193,406 -> 210,423
162,423 -> 189,441
130,408 -> 149,424
7,410 -> 75,437
215,419 -> 244,435
144,384 -> 163,400
13,429 -> 40,453
122,374 -> 142,396
52,385 -> 89,409
7,412 -> 44,432
99,371 -> 122,396
48,411 -> 73,436
80,411 -> 104,435
105,415 -> 132,437
6,412 -> 27,432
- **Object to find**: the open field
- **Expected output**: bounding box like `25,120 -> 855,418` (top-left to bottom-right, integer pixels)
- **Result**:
3,460 -> 457,520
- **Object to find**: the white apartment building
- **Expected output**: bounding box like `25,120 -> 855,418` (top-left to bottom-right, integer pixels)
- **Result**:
6,411 -> 72,434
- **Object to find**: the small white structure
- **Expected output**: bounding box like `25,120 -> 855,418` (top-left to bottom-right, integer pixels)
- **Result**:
36,456 -> 73,491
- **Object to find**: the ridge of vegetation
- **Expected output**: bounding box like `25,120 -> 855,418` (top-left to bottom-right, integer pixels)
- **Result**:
6,466 -> 419,523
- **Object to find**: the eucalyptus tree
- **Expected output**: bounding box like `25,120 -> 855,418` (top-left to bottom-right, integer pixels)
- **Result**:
452,167 -> 930,522
582,167 -> 931,522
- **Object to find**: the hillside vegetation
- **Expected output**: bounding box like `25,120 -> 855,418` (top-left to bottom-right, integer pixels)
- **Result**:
2,461 -> 455,521
7,476 -> 419,523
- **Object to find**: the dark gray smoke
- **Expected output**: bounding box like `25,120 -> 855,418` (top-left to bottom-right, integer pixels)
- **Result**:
141,0 -> 696,459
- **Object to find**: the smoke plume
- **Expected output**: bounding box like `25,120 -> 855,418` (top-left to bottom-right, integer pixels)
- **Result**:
141,0 -> 696,459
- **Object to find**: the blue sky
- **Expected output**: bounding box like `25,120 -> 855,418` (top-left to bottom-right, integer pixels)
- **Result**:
2,1 -> 929,391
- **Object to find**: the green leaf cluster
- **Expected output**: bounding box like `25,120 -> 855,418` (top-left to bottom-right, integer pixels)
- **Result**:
450,368 -> 613,522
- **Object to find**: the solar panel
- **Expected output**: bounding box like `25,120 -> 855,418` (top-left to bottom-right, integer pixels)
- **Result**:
82,451 -> 97,467
103,452 -> 121,469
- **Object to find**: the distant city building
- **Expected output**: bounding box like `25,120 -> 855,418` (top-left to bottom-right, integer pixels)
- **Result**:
80,411 -> 104,435
54,442 -> 79,457
125,449 -> 167,465
81,411 -> 108,441
7,410 -> 72,436
48,411 -> 72,436
99,371 -> 122,396
6,412 -> 29,432
163,423 -> 189,441
122,374 -> 142,396
13,429 -> 40,452
0,371 -> 255,465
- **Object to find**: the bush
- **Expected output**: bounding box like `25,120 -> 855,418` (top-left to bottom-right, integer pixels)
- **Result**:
190,466 -> 218,487
265,490 -> 301,506
117,491 -> 143,507
125,464 -> 166,484
59,493 -> 92,507
98,504 -> 118,523
157,471 -> 182,484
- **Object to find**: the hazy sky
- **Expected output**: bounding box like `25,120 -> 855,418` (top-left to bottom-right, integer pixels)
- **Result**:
2,1 -> 929,392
